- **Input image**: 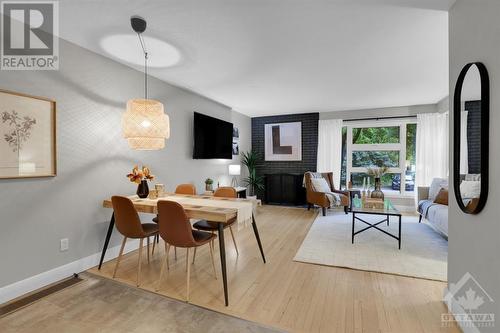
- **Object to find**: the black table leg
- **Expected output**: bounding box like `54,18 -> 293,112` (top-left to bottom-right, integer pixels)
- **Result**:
217,223 -> 229,306
251,213 -> 266,263
98,213 -> 115,270
351,212 -> 355,244
398,215 -> 402,249
387,214 -> 389,226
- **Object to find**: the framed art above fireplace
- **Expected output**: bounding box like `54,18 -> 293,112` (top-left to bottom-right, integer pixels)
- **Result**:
264,121 -> 302,161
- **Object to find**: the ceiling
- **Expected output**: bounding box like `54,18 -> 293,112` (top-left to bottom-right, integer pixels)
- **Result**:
58,0 -> 452,117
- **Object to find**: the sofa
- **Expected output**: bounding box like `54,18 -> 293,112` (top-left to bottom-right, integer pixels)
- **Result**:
417,178 -> 448,238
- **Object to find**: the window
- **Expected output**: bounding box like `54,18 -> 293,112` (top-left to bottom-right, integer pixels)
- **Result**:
341,119 -> 417,195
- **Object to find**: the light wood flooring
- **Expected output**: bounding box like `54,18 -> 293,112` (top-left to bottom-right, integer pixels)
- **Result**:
89,205 -> 460,333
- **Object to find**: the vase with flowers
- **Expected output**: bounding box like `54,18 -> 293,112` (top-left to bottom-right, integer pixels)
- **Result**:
127,165 -> 155,198
366,165 -> 389,200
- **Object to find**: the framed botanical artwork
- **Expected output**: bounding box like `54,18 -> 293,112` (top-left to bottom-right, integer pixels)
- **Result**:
0,89 -> 56,179
264,121 -> 302,161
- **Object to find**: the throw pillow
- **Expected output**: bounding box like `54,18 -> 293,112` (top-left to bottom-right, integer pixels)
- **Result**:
311,177 -> 331,193
433,188 -> 448,205
460,180 -> 481,199
429,178 -> 449,201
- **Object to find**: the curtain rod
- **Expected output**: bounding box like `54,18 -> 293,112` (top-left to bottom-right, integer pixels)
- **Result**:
342,115 -> 417,122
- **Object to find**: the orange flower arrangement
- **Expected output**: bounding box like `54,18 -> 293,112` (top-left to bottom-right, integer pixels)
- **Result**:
127,165 -> 155,184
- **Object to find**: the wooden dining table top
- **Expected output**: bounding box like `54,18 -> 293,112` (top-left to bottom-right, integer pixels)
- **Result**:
102,193 -> 255,223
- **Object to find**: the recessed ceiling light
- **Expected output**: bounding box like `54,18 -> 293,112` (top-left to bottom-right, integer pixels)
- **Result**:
100,34 -> 180,68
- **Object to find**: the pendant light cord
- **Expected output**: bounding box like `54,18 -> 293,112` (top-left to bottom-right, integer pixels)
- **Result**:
137,33 -> 148,100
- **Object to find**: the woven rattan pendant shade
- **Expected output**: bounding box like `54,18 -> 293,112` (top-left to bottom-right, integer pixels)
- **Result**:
122,98 -> 170,150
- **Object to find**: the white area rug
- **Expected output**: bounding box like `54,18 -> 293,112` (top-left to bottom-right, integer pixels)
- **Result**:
294,212 -> 448,281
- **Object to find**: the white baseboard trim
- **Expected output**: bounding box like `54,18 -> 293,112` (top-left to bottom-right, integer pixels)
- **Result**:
443,287 -> 480,333
0,238 -> 148,304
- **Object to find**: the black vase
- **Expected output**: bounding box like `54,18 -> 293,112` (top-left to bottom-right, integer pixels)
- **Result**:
137,180 -> 149,199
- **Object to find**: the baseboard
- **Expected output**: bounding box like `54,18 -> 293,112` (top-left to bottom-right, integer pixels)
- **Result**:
443,287 -> 481,333
0,238 -> 147,304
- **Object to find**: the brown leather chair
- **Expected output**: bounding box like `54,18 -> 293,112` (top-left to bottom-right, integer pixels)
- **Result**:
192,187 -> 239,257
175,183 -> 196,195
304,172 -> 349,216
156,200 -> 217,301
152,183 -> 197,245
111,196 -> 159,287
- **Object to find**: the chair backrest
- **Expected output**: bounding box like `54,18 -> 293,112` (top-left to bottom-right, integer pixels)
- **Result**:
304,171 -> 335,193
157,200 -> 196,247
175,183 -> 196,195
214,187 -> 237,198
111,196 -> 146,238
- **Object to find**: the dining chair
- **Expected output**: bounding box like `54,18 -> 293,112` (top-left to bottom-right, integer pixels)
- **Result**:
155,200 -> 217,301
192,187 -> 239,261
152,183 -> 197,256
111,196 -> 159,287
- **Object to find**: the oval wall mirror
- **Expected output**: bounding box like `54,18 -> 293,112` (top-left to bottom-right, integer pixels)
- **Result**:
453,62 -> 489,214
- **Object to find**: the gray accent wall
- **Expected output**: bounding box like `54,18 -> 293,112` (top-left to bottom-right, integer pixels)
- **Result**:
449,1 -> 500,330
0,38 -> 250,287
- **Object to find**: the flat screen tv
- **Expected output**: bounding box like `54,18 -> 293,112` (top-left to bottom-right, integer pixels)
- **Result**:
193,112 -> 233,159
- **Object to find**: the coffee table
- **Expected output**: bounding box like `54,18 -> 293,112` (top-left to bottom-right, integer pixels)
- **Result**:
351,200 -> 403,249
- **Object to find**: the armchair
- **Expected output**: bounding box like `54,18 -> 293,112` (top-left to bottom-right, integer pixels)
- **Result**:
304,172 -> 349,216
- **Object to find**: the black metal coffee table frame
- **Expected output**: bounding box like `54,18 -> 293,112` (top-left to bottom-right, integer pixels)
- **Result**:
351,210 -> 402,249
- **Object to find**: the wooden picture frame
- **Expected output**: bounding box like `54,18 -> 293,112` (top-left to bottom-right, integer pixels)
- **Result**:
0,89 -> 56,179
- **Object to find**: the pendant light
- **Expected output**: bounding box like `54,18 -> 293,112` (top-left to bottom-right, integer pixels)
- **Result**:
122,16 -> 170,150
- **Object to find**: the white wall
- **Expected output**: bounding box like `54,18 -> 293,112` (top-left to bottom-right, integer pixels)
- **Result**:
0,38 -> 250,288
449,1 -> 500,331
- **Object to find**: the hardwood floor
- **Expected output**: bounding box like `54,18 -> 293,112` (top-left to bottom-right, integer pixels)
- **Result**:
89,205 -> 460,333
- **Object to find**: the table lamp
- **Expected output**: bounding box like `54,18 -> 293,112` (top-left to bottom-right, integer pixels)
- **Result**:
228,164 -> 241,187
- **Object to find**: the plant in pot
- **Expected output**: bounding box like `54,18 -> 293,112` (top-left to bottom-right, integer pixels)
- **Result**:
127,165 -> 155,198
205,178 -> 214,191
366,165 -> 389,200
241,150 -> 264,199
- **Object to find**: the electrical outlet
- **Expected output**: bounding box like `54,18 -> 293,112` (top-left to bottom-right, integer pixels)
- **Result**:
60,238 -> 69,252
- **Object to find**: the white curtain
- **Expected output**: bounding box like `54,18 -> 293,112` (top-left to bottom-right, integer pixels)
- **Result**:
460,111 -> 469,175
416,112 -> 449,187
317,119 -> 343,188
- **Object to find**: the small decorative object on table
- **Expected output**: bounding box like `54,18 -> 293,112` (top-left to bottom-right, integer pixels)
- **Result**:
155,183 -> 165,197
205,178 -> 214,191
127,165 -> 155,199
367,165 -> 389,200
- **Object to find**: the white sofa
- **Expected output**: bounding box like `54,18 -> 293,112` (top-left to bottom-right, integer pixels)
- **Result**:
417,178 -> 448,238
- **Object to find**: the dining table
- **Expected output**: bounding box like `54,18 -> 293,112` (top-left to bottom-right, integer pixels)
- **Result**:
99,193 -> 266,306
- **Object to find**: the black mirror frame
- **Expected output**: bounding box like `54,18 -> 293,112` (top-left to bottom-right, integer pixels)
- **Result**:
453,62 -> 489,215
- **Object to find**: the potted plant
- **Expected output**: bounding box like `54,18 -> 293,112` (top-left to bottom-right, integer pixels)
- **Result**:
205,178 -> 214,191
241,150 -> 264,199
127,165 -> 155,198
366,165 -> 389,199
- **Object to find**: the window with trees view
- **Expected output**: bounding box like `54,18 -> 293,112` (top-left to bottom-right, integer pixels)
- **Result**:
340,120 -> 417,195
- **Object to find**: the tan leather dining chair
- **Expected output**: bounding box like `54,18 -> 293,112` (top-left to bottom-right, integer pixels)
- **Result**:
192,187 -> 239,259
175,183 -> 196,195
156,200 -> 217,301
111,196 -> 159,287
152,183 -> 197,253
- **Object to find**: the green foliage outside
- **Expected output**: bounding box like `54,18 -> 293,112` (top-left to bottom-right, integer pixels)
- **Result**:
340,124 -> 417,189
